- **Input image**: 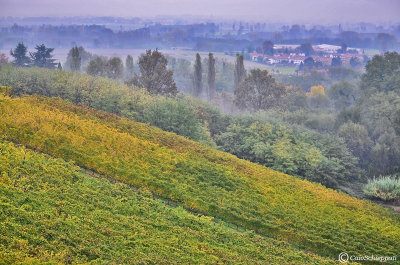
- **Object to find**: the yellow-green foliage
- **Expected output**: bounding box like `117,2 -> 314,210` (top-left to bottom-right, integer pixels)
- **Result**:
0,66 -> 213,144
0,139 -> 337,264
1,95 -> 400,260
0,86 -> 12,96
307,85 -> 326,97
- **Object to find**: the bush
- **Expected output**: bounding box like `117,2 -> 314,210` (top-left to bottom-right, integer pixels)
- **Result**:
0,66 -> 214,145
364,176 -> 400,201
214,117 -> 360,188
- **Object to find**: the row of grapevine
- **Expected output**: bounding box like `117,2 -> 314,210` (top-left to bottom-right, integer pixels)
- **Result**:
0,95 -> 399,261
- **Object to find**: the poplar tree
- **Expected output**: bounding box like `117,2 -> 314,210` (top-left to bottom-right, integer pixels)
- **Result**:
69,46 -> 81,71
125,55 -> 134,79
234,54 -> 246,90
193,53 -> 202,97
207,53 -> 216,101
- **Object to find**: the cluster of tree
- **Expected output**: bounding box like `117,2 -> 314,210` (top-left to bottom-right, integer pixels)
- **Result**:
253,40 -> 274,55
86,56 -> 125,79
232,54 -> 301,112
166,54 -> 235,101
9,42 -> 60,69
0,65 -> 214,145
275,52 -> 400,180
0,64 -> 359,191
64,46 -> 94,71
3,23 -> 398,56
69,48 -> 177,96
191,53 -> 216,101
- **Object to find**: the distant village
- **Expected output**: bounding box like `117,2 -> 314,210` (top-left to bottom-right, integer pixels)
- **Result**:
247,44 -> 374,74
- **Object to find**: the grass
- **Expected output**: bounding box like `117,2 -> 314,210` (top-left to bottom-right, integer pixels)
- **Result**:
364,176 -> 400,201
264,65 -> 297,75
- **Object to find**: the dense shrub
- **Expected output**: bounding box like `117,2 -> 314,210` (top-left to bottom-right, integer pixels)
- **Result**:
0,66 -> 212,145
215,117 -> 360,188
364,176 -> 400,201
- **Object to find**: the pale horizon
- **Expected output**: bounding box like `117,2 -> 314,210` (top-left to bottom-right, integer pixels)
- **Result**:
1,0 -> 399,24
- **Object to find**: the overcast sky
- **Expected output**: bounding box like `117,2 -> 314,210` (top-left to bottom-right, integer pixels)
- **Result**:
0,0 -> 399,23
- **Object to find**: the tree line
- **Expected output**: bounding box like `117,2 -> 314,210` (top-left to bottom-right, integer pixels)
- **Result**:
7,42 -> 331,114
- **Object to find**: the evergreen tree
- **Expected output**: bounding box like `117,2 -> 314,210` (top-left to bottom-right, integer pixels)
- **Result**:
193,53 -> 202,97
130,49 -> 177,96
30,44 -> 57,68
207,53 -> 216,101
10,42 -> 30,67
69,46 -> 81,71
125,55 -> 134,79
234,54 -> 246,90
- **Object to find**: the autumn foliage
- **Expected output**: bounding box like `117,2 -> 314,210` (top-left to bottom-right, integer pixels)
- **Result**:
306,85 -> 326,97
0,95 -> 399,261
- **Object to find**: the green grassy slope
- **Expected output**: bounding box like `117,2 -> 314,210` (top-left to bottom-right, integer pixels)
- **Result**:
0,139 -> 337,264
0,95 -> 399,262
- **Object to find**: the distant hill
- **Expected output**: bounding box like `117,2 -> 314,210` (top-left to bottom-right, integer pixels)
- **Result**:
0,95 -> 399,263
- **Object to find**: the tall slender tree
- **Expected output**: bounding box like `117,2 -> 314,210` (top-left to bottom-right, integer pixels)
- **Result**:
65,46 -> 92,70
69,46 -> 81,71
10,42 -> 30,67
234,54 -> 246,90
125,55 -> 134,80
207,53 -> 216,101
193,53 -> 202,97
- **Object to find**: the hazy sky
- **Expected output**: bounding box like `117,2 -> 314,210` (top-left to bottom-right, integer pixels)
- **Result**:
1,0 -> 399,23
